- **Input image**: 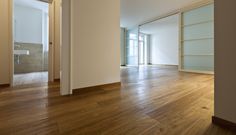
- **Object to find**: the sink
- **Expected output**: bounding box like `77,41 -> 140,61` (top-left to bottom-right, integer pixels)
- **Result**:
14,50 -> 30,64
14,50 -> 30,55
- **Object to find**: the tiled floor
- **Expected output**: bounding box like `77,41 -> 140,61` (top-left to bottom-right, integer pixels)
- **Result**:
13,71 -> 48,86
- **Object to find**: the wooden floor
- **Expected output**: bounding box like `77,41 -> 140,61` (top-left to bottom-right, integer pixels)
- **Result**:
0,66 -> 235,135
14,72 -> 48,86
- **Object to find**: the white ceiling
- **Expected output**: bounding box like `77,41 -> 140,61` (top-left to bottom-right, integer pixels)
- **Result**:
121,0 -> 205,28
14,0 -> 49,12
14,0 -> 205,28
140,14 -> 179,34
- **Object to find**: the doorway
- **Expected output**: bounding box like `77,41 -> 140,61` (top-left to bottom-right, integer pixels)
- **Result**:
139,14 -> 179,67
12,0 -> 50,86
125,30 -> 149,66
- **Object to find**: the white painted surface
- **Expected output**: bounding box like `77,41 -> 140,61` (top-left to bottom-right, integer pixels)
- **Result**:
0,0 -> 11,85
70,0 -> 120,89
141,14 -> 179,65
61,0 -> 71,95
14,5 -> 43,44
121,0 -> 208,28
215,0 -> 236,123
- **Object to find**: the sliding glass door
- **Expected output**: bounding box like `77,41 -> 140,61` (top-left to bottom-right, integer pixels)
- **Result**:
181,4 -> 214,73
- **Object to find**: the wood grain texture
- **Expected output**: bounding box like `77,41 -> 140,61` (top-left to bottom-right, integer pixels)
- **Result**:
0,66 -> 235,135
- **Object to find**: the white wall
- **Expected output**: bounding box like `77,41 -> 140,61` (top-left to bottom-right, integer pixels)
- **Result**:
0,0 -> 11,85
215,0 -> 236,123
148,15 -> 179,65
61,0 -> 71,95
14,5 -> 43,44
70,0 -> 120,89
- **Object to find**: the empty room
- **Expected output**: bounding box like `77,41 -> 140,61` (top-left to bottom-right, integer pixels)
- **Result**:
0,0 -> 236,134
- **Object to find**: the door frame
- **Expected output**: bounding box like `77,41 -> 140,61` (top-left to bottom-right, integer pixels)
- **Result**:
9,0 -> 13,87
9,0 -> 54,86
48,1 -> 55,82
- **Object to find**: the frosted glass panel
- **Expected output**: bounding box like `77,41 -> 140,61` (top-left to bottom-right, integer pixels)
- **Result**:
183,65 -> 214,72
183,22 -> 214,40
126,56 -> 138,65
183,4 -> 214,25
183,39 -> 214,55
181,4 -> 214,73
182,56 -> 214,71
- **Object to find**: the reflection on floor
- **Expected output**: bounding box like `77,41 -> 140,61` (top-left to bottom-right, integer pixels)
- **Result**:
13,72 -> 48,86
0,66 -> 235,134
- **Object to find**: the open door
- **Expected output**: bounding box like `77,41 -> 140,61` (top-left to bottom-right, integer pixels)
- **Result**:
11,0 -> 53,86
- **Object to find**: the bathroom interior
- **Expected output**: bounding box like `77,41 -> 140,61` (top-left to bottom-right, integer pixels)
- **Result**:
13,0 -> 49,86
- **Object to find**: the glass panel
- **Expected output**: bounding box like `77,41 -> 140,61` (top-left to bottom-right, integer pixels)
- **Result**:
183,4 -> 214,26
183,65 -> 214,72
181,3 -> 214,72
126,40 -> 138,56
139,41 -> 144,64
139,36 -> 144,41
183,22 -> 214,40
129,33 -> 137,40
183,39 -> 214,55
182,56 -> 214,71
126,28 -> 139,66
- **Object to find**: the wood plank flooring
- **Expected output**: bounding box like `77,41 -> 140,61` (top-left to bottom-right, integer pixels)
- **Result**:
0,66 -> 235,135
